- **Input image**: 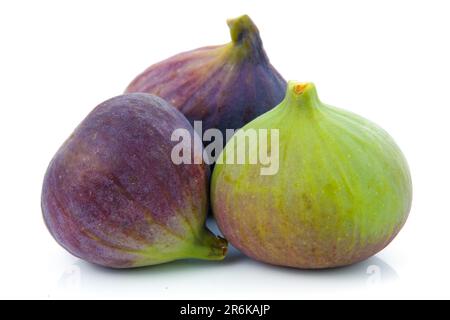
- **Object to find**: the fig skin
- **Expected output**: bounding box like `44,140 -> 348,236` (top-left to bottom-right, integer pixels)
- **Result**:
42,93 -> 227,268
211,82 -> 412,269
125,15 -> 286,136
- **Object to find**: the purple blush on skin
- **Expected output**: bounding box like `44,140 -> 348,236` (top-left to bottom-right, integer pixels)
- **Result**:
42,93 -> 227,268
126,15 -> 287,139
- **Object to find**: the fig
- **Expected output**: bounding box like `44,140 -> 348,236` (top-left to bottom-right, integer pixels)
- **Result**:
125,15 -> 286,137
211,81 -> 412,269
42,93 -> 227,268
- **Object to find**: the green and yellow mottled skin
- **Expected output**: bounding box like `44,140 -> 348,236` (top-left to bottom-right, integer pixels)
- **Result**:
211,82 -> 412,269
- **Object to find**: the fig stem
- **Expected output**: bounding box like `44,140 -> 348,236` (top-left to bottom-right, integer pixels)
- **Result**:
189,228 -> 228,261
284,81 -> 321,111
227,14 -> 259,43
134,229 -> 228,266
226,15 -> 267,63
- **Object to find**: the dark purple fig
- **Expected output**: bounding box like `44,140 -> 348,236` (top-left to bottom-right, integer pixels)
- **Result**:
126,15 -> 287,136
42,93 -> 227,268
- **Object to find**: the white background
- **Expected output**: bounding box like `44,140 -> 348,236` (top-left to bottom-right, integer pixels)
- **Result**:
1,0 -> 449,299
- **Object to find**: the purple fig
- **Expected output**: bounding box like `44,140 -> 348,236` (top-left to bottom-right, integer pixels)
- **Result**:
42,93 -> 227,268
126,15 -> 286,136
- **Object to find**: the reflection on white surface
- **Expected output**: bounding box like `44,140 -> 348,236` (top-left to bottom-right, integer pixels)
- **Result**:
52,219 -> 399,299
53,248 -> 398,299
58,264 -> 81,292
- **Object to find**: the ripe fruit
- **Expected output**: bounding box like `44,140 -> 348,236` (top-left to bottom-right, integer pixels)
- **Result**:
126,15 -> 286,137
42,93 -> 227,268
211,81 -> 412,269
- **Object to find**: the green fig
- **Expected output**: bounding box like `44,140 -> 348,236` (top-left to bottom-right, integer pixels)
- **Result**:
125,15 -> 286,137
211,81 -> 412,269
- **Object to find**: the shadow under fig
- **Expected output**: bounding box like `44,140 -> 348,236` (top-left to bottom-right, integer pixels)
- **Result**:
251,255 -> 399,281
56,218 -> 399,294
67,242 -> 397,284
